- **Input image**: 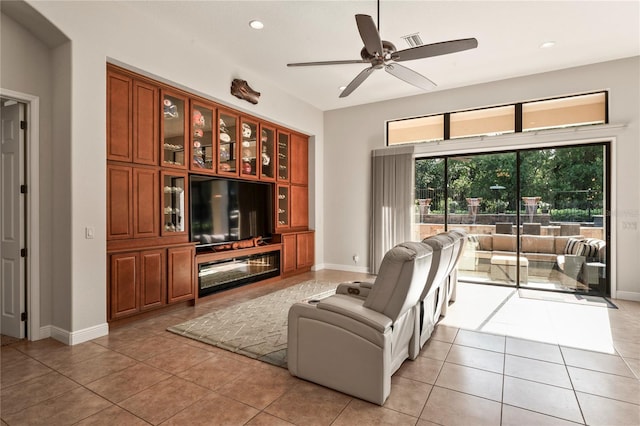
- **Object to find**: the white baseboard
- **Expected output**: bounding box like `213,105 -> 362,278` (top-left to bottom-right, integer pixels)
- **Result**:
614,291 -> 640,302
322,263 -> 370,274
39,325 -> 52,339
40,323 -> 109,345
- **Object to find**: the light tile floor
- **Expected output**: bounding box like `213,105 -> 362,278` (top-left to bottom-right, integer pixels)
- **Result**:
1,270 -> 639,425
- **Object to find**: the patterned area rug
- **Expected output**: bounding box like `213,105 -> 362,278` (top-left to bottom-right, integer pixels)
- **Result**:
167,280 -> 338,367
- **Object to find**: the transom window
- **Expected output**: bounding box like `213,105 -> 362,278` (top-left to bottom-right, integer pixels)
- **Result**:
450,105 -> 515,139
387,91 -> 607,146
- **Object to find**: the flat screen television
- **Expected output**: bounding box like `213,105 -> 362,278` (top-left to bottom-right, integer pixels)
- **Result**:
189,175 -> 273,247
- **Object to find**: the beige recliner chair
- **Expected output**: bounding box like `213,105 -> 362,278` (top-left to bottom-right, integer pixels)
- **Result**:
413,233 -> 455,358
442,229 -> 467,313
287,242 -> 433,405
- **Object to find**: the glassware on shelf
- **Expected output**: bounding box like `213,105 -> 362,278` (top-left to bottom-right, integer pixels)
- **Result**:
277,185 -> 289,227
277,131 -> 289,181
163,174 -> 185,233
162,93 -> 186,167
191,104 -> 214,171
240,120 -> 258,177
218,112 -> 237,173
260,127 -> 275,180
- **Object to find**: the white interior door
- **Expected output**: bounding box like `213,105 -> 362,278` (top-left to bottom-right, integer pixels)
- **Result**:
1,101 -> 25,338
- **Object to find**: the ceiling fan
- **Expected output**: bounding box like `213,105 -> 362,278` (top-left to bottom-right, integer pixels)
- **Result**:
287,10 -> 478,98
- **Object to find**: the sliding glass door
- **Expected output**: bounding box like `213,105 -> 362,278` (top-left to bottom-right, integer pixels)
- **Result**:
414,143 -> 609,295
518,145 -> 607,293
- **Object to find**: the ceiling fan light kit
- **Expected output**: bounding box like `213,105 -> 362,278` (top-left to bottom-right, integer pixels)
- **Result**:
287,10 -> 478,98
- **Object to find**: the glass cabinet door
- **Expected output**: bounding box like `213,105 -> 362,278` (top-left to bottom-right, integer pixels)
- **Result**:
277,185 -> 289,229
161,172 -> 187,235
191,102 -> 215,172
260,125 -> 275,180
161,91 -> 187,168
239,117 -> 258,178
218,110 -> 238,175
277,130 -> 289,181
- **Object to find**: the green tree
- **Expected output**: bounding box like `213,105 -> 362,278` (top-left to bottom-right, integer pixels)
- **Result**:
414,145 -> 604,216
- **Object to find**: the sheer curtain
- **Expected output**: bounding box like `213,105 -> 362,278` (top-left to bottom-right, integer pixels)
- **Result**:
369,148 -> 414,274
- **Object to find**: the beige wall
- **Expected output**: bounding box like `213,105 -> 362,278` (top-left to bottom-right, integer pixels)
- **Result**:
0,12 -> 57,329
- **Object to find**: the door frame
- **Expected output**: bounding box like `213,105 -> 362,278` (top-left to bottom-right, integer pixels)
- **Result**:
1,88 -> 41,340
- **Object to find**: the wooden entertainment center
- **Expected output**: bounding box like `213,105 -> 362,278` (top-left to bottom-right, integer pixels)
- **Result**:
106,64 -> 313,324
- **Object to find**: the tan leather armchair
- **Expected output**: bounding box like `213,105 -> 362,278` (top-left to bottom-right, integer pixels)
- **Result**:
287,242 -> 433,405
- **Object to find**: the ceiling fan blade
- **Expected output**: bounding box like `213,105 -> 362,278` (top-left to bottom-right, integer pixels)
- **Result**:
287,59 -> 369,67
356,14 -> 383,57
339,67 -> 375,98
393,38 -> 478,62
385,63 -> 436,91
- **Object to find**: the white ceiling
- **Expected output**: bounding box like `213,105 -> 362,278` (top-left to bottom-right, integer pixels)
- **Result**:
124,1 -> 639,112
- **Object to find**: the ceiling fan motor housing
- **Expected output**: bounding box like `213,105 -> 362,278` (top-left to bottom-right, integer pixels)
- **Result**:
360,40 -> 397,62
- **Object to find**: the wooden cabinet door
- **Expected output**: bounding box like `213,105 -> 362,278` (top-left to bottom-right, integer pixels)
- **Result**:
290,133 -> 308,186
140,249 -> 165,310
161,171 -> 188,236
107,165 -> 133,240
109,252 -> 139,319
259,124 -> 276,181
167,246 -> 195,303
276,184 -> 290,231
239,116 -> 259,179
190,101 -> 216,174
296,232 -> 314,269
217,109 -> 240,176
133,167 -> 159,238
282,234 -> 297,274
107,71 -> 133,162
161,90 -> 189,169
276,130 -> 289,182
133,80 -> 159,165
290,185 -> 308,229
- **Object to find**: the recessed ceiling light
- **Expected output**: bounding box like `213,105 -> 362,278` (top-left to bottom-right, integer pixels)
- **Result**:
540,41 -> 556,49
249,20 -> 264,30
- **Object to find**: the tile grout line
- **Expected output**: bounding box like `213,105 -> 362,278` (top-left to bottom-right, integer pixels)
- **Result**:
559,344 -> 587,425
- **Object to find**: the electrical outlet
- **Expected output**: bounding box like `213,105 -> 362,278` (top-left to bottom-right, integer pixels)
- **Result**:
352,254 -> 359,263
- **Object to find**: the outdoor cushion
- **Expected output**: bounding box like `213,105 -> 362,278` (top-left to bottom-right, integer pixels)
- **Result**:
564,237 -> 585,255
521,235 -> 555,253
493,234 -> 516,252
